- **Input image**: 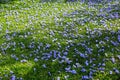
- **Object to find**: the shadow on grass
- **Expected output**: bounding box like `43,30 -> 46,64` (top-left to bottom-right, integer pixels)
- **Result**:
0,0 -> 18,4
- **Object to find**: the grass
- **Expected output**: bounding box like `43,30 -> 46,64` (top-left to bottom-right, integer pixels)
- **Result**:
0,0 -> 120,80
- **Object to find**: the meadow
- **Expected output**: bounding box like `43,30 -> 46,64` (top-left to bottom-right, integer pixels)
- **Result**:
0,0 -> 120,80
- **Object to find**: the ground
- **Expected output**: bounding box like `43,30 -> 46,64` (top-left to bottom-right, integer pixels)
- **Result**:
0,0 -> 120,80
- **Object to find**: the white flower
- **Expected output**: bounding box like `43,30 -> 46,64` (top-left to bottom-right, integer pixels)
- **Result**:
57,77 -> 60,80
109,71 -> 113,74
76,63 -> 81,68
64,75 -> 69,80
20,59 -> 27,63
34,58 -> 38,62
42,64 -> 47,68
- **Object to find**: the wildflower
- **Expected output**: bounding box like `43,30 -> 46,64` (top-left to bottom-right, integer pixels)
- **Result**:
53,50 -> 57,58
33,68 -> 36,71
81,68 -> 86,72
113,68 -> 120,74
117,55 -> 120,59
111,41 -> 119,46
70,70 -> 77,74
6,30 -> 9,33
64,75 -> 69,80
85,60 -> 89,66
109,71 -> 113,74
11,75 -> 15,80
80,53 -> 86,58
98,67 -> 105,71
65,67 -> 71,72
102,63 -> 106,66
82,75 -> 89,80
76,63 -> 81,68
63,52 -> 68,56
20,59 -> 27,63
10,71 -> 14,74
34,58 -> 38,62
46,44 -> 51,49
111,57 -> 115,63
57,77 -> 60,80
118,35 -> 120,42
42,64 -> 47,68
65,58 -> 72,64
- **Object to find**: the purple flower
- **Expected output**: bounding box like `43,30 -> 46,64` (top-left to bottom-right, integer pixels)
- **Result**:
98,67 -> 105,71
89,71 -> 93,76
102,63 -> 106,66
85,60 -> 89,66
111,57 -> 115,63
57,52 -> 61,58
82,75 -> 89,80
46,44 -> 51,49
110,41 -> 119,46
63,52 -> 68,56
80,53 -> 86,58
81,68 -> 86,72
70,70 -> 77,74
86,48 -> 92,54
113,68 -> 120,74
118,35 -> 120,42
10,75 -> 15,80
53,50 -> 57,58
42,64 -> 47,68
65,67 -> 71,72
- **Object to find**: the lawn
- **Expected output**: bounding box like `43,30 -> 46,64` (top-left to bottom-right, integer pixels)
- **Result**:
0,0 -> 120,80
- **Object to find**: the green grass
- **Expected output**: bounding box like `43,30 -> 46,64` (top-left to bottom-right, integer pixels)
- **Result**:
0,0 -> 120,80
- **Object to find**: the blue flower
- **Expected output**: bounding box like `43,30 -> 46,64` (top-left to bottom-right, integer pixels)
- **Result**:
42,64 -> 47,68
82,75 -> 89,80
70,70 -> 77,74
118,35 -> 120,42
111,57 -> 115,63
80,53 -> 86,58
98,67 -> 105,71
85,60 -> 89,66
110,41 -> 119,46
81,68 -> 86,72
11,75 -> 15,80
65,67 -> 71,72
63,52 -> 68,56
113,68 -> 120,74
34,58 -> 38,62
